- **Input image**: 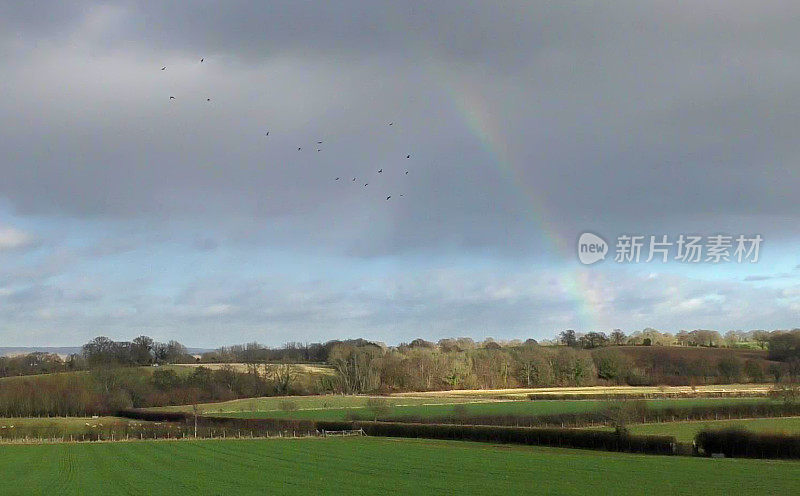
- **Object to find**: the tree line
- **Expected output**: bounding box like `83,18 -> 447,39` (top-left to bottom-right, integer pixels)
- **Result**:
552,328 -> 795,350
3,329 -> 799,411
0,336 -> 195,378
320,339 -> 792,393
0,362 -> 321,417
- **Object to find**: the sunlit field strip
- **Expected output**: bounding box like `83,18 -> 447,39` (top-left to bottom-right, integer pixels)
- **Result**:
212,397 -> 773,421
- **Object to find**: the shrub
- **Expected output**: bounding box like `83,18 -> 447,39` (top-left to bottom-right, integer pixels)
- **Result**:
768,384 -> 800,405
365,398 -> 391,419
452,404 -> 469,418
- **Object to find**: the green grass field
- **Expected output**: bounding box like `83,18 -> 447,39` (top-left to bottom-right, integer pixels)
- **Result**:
0,437 -> 796,495
209,396 -> 772,421
593,417 -> 800,443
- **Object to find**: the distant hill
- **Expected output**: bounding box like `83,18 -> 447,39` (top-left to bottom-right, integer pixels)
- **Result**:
0,347 -> 212,357
0,347 -> 81,357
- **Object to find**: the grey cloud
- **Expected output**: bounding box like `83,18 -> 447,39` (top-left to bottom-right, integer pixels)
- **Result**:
1,3 -> 800,345
1,2 -> 799,257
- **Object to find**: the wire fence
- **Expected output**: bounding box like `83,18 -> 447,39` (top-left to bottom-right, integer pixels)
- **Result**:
321,429 -> 366,437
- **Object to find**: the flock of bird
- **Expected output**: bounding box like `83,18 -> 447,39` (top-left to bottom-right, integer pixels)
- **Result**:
161,58 -> 411,201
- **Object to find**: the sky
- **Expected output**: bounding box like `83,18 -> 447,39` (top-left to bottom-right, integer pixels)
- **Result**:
0,1 -> 798,347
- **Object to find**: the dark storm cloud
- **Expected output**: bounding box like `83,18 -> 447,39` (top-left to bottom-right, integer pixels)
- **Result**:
1,1 -> 798,257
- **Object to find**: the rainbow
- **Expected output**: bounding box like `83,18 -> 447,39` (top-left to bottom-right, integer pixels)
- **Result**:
426,62 -> 602,333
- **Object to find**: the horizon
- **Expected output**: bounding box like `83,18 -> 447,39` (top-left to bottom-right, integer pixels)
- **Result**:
4,327 -> 799,351
1,3 -> 798,348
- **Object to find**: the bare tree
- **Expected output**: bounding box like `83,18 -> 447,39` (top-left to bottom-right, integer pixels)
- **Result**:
609,330 -> 626,346
267,362 -> 296,395
192,403 -> 201,438
600,398 -> 647,435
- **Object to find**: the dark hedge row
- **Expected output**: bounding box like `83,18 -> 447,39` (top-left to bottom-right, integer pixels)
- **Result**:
367,401 -> 800,428
118,409 -> 189,422
120,410 -> 677,454
695,428 -> 800,459
118,409 -> 321,432
337,421 -> 676,454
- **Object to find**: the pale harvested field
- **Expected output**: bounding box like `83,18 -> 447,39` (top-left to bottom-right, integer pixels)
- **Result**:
391,384 -> 776,399
170,363 -> 335,375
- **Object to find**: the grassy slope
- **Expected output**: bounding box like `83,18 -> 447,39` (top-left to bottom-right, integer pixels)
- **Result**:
0,417 -> 134,429
0,417 -> 154,438
212,397 -> 772,421
169,362 -> 335,375
616,345 -> 771,363
592,417 -> 800,443
0,370 -> 89,383
0,437 -> 797,495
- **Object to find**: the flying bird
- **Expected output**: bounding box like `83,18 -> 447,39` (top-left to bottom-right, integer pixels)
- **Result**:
265,131 -> 269,136
335,177 -> 340,181
388,122 -> 393,126
405,170 -> 409,174
200,58 -> 204,63
378,169 -> 382,173
317,149 -> 321,152
352,177 -> 356,181
161,66 -> 166,70
206,98 -> 211,102
169,96 -> 175,100
297,147 -> 302,151
406,154 -> 411,159
317,141 -> 323,144
386,196 -> 391,200
364,183 -> 368,187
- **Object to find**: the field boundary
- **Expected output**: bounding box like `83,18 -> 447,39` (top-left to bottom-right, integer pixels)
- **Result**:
364,401 -> 800,428
333,421 -> 682,456
0,431 -> 328,446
